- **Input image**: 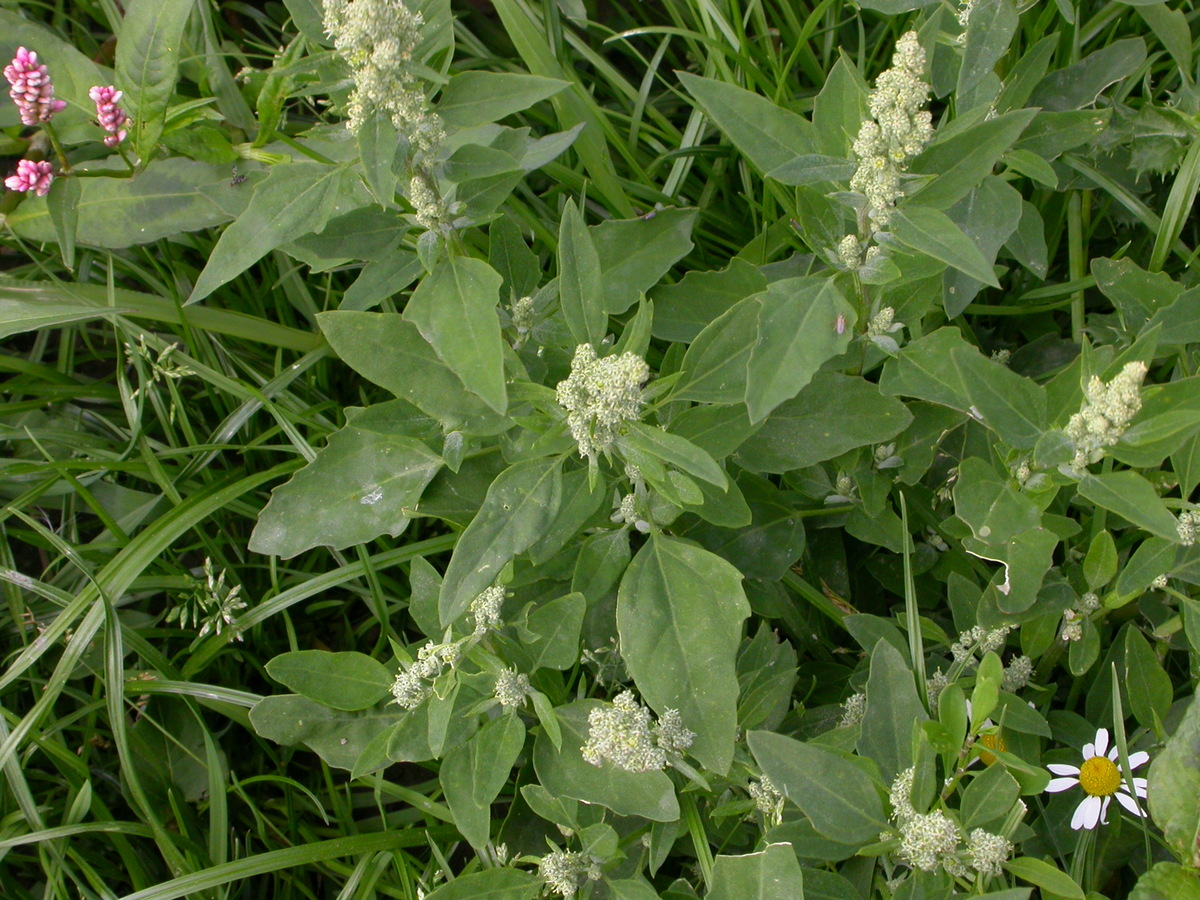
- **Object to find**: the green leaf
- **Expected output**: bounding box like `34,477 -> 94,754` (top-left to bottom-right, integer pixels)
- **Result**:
812,55 -> 869,157
489,216 -> 540,301
941,177 -> 1024,316
1092,257 -> 1182,334
249,403 -> 442,558
439,457 -> 562,626
356,111 -> 401,206
116,0 -> 193,160
532,701 -> 679,821
910,110 -> 1036,210
1078,472 -> 1182,542
1003,858 -> 1084,900
438,72 -> 568,126
45,173 -> 80,270
558,199 -> 607,347
1130,863 -> 1200,900
406,256 -> 507,415
618,422 -> 727,488
889,207 -> 1001,288
1028,38 -> 1147,111
0,294 -> 129,340
1015,110 -> 1111,160
189,163 -> 367,303
707,843 -> 805,900
1084,530 -> 1118,591
675,296 -> 760,403
265,651 -> 392,711
1148,686 -> 1200,865
317,312 -> 508,434
736,373 -> 913,474
424,869 -> 541,900
744,278 -> 854,423
520,592 -> 586,671
6,158 -> 234,248
441,715 -> 525,849
651,259 -> 767,343
1124,626 -> 1173,732
677,72 -> 820,180
249,695 -> 400,771
592,208 -> 697,315
859,640 -> 928,782
748,730 -> 888,845
960,762 -> 1020,830
617,535 -> 749,774
957,0 -> 1019,100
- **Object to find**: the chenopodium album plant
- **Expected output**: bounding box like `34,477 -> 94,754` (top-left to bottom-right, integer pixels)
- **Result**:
6,0 -> 1200,898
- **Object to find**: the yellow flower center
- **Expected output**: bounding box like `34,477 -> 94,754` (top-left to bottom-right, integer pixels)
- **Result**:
1078,756 -> 1121,797
978,732 -> 1006,766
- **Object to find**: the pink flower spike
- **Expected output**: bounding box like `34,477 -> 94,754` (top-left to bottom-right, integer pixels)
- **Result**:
89,85 -> 128,148
5,159 -> 55,196
4,46 -> 67,126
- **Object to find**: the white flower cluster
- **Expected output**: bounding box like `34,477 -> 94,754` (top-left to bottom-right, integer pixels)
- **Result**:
323,0 -> 445,152
556,344 -> 649,460
1177,509 -> 1197,546
749,775 -> 785,827
1064,362 -> 1148,472
581,690 -> 694,772
951,625 -> 1012,663
494,666 -> 532,708
509,295 -> 535,345
391,640 -> 460,709
611,492 -> 651,533
925,669 -> 949,707
1001,655 -> 1034,692
409,174 -> 446,230
840,691 -> 867,727
537,849 -> 600,898
849,31 -> 933,227
888,768 -> 1013,879
470,584 -> 505,635
1060,591 -> 1101,643
866,306 -> 905,354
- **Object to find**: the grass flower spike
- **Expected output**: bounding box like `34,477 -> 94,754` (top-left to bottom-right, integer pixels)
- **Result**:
1045,727 -> 1148,830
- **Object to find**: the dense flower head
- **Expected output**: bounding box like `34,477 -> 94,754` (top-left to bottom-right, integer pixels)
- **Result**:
966,828 -> 1012,878
1045,727 -> 1148,830
323,0 -> 444,151
537,849 -> 600,897
850,31 -> 932,225
494,667 -> 532,708
748,775 -> 784,827
469,584 -> 505,634
5,47 -> 67,126
89,85 -> 128,147
898,810 -> 963,874
4,158 -> 54,196
556,344 -> 649,460
581,690 -> 693,772
1065,361 -> 1148,471
390,640 -> 459,709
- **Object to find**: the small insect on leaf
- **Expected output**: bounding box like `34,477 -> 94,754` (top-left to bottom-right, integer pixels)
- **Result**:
230,166 -> 247,187
835,313 -> 846,335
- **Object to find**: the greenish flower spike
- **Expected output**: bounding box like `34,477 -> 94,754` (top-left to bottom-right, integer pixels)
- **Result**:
323,0 -> 444,153
1064,361 -> 1148,472
581,690 -> 693,772
849,31 -> 932,228
556,344 -> 650,460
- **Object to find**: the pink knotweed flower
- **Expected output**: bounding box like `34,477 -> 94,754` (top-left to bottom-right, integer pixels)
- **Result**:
4,47 -> 67,126
5,159 -> 55,196
89,85 -> 128,147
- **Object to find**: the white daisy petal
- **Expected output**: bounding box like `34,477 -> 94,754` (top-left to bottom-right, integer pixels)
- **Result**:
1093,728 -> 1109,758
1127,751 -> 1149,769
1047,764 -> 1080,776
1099,796 -> 1112,825
1082,741 -> 1096,759
1116,791 -> 1146,817
1046,777 -> 1081,793
1072,795 -> 1097,830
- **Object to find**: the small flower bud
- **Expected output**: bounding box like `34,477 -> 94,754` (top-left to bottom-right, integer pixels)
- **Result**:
4,158 -> 54,196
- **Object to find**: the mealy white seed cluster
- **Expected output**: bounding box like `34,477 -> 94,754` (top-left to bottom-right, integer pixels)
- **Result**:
1001,655 -> 1034,692
611,492 -> 651,533
509,295 -> 535,340
409,174 -> 446,231
323,0 -> 445,151
925,669 -> 950,707
967,828 -> 1013,878
1064,362 -> 1148,472
866,306 -> 905,354
1152,573 -> 1169,589
840,691 -> 867,728
748,775 -> 785,828
391,640 -> 460,709
581,690 -> 694,772
849,31 -> 933,227
537,849 -> 601,898
1177,509 -> 1197,546
469,584 -> 505,635
556,344 -> 650,460
494,666 -> 532,708
1060,590 -> 1101,642
951,625 -> 1012,663
888,768 -> 1013,878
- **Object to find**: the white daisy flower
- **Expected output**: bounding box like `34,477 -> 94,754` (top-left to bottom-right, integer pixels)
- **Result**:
1044,728 -> 1148,830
